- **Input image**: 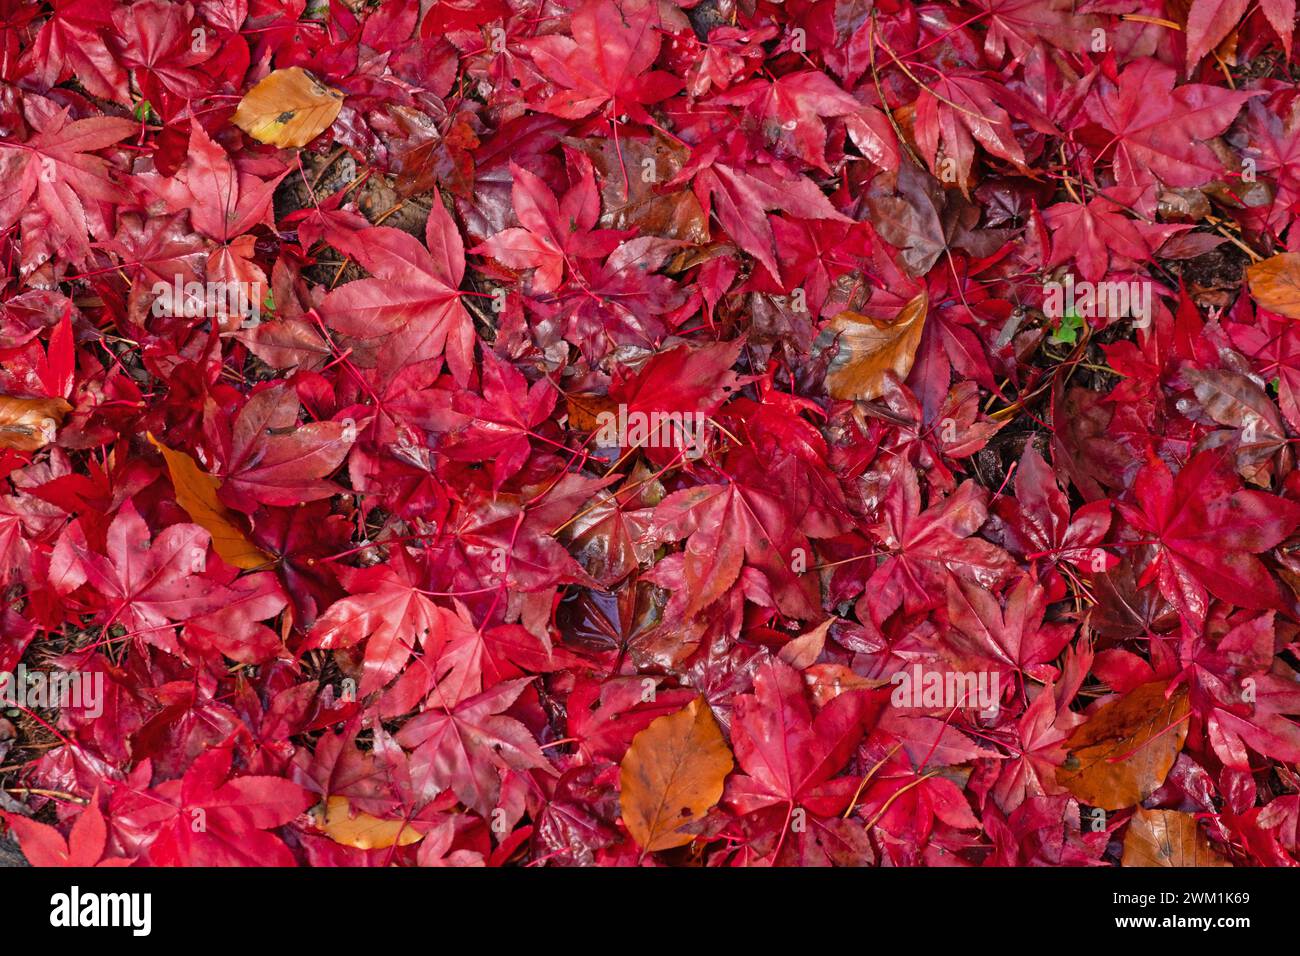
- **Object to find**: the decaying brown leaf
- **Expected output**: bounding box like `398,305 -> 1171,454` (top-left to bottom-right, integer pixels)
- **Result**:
149,434 -> 272,570
309,796 -> 423,850
233,67 -> 344,148
619,696 -> 733,852
1247,252 -> 1300,318
0,395 -> 71,451
1059,680 -> 1190,811
1122,808 -> 1231,867
566,134 -> 709,243
823,291 -> 929,401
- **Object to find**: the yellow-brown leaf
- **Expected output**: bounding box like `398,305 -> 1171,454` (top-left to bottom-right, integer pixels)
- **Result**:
619,697 -> 733,852
149,434 -> 272,570
232,67 -> 344,148
0,395 -> 71,451
1059,680 -> 1190,811
309,796 -> 423,850
1247,252 -> 1300,318
1122,808 -> 1231,867
824,291 -> 928,400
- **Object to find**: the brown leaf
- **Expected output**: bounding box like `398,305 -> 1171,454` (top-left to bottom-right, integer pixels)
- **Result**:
232,68 -> 344,149
1247,252 -> 1300,318
619,696 -> 733,852
823,290 -> 929,401
778,618 -> 832,670
1059,680 -> 1190,811
565,392 -> 618,434
308,796 -> 423,850
149,434 -> 272,570
566,134 -> 709,243
0,395 -> 71,451
1122,808 -> 1230,867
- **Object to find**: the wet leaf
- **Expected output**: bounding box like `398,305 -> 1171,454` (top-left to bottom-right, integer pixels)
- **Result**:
1247,252 -> 1300,318
1121,808 -> 1230,867
232,68 -> 344,148
0,395 -> 70,451
823,291 -> 929,400
149,434 -> 272,571
308,796 -> 423,850
619,697 -> 733,851
1059,681 -> 1191,811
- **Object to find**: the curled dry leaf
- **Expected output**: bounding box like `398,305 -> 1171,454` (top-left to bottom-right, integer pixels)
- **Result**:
308,796 -> 423,850
1121,808 -> 1230,867
1247,252 -> 1300,318
1059,680 -> 1191,811
232,67 -> 344,148
149,434 -> 272,571
823,291 -> 929,401
0,395 -> 71,451
618,696 -> 733,852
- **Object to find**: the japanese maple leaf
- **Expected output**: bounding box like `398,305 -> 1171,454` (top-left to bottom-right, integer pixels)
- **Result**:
2,793 -> 130,866
1238,96 -> 1300,234
147,120 -> 287,243
393,677 -> 551,816
694,161 -> 851,284
215,385 -> 355,513
1042,191 -> 1187,283
1227,309 -> 1300,431
526,0 -> 681,121
565,677 -> 696,763
305,551 -> 446,696
946,573 -> 1074,681
989,445 -> 1115,583
56,500 -> 233,648
713,70 -> 864,172
437,349 -> 558,489
1185,0 -> 1251,71
644,447 -> 820,619
856,748 -> 981,847
111,743 -> 313,866
986,684 -> 1077,813
1116,452 -> 1300,627
914,72 -> 1028,195
0,107 -> 135,259
1084,58 -> 1258,198
608,339 -> 745,433
23,0 -> 129,103
725,658 -> 881,817
472,158 -> 627,294
113,0 -> 214,117
321,197 -> 475,387
974,0 -> 1098,62
863,462 -> 1015,626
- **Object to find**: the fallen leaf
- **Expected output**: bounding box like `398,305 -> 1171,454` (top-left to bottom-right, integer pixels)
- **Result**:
1059,680 -> 1190,811
232,67 -> 344,148
619,696 -> 733,852
0,395 -> 71,451
1248,252 -> 1300,318
823,291 -> 929,400
1121,808 -> 1231,866
309,796 -> 423,850
149,434 -> 272,570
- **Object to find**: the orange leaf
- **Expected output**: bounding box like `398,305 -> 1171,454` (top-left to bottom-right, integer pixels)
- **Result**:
1247,252 -> 1300,319
1121,808 -> 1230,867
0,395 -> 71,451
308,796 -> 423,850
823,290 -> 928,400
232,67 -> 344,149
1059,680 -> 1190,811
618,696 -> 733,852
149,434 -> 272,570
